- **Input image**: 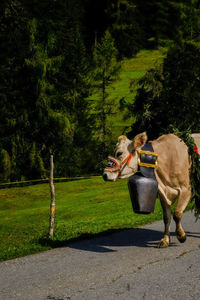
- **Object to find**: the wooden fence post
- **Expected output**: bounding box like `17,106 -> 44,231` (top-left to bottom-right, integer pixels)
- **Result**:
49,155 -> 55,237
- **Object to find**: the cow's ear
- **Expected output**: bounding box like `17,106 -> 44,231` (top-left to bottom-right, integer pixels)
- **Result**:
133,132 -> 147,150
118,135 -> 127,142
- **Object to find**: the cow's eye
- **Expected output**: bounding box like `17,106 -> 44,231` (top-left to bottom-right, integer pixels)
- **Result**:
116,152 -> 123,158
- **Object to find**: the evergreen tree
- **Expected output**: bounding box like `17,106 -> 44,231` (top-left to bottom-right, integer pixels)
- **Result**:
0,0 -> 94,180
106,0 -> 144,58
82,0 -> 108,50
129,41 -> 200,139
176,0 -> 200,42
0,0 -> 32,180
135,0 -> 200,46
92,31 -> 121,159
54,23 -> 95,176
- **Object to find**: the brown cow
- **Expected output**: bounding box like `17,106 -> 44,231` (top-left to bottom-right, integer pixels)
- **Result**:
103,132 -> 200,248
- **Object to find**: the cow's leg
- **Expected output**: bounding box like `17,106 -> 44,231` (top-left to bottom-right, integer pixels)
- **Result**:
158,201 -> 171,248
173,189 -> 191,243
156,183 -> 178,248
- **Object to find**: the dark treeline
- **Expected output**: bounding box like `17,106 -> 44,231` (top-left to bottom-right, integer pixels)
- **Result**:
0,0 -> 200,181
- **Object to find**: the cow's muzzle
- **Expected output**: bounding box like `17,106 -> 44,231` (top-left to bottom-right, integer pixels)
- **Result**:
103,154 -> 134,180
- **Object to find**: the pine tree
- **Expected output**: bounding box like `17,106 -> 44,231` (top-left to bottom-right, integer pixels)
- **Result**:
0,0 -> 93,180
177,0 -> 200,42
106,0 -> 144,58
54,22 -> 95,176
130,41 -> 200,139
92,31 -> 121,158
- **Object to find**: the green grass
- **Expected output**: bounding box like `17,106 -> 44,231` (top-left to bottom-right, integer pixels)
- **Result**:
0,177 -> 164,262
107,48 -> 166,139
109,48 -> 166,103
89,48 -> 166,140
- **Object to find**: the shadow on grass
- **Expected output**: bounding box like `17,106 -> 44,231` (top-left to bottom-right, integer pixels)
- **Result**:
39,227 -> 178,253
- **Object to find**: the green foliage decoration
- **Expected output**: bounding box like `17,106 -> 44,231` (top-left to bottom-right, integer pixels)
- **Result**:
170,126 -> 200,219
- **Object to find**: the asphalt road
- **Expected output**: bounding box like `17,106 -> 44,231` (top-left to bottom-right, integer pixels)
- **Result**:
0,211 -> 200,300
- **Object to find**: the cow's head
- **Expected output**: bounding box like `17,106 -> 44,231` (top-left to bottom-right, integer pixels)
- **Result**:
103,132 -> 147,181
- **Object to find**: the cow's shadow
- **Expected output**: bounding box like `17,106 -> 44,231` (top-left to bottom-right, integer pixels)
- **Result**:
39,227 -> 200,253
67,227 -> 178,253
186,231 -> 200,239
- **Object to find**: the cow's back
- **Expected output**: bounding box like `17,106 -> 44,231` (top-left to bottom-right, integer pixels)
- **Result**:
151,134 -> 190,189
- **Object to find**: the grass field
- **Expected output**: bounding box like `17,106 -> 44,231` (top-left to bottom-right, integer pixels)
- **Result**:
0,177 -> 165,262
109,48 -> 166,102
89,48 -> 166,140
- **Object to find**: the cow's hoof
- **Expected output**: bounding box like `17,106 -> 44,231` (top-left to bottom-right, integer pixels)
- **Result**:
157,236 -> 170,248
157,239 -> 169,248
177,232 -> 187,243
